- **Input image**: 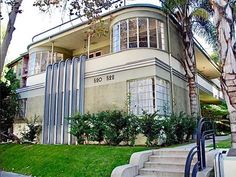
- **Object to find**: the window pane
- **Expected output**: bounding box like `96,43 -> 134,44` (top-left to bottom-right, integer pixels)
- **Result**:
34,52 -> 41,74
158,21 -> 165,50
129,18 -> 137,48
129,78 -> 155,115
28,53 -> 36,76
138,18 -> 148,47
113,23 -> 120,52
149,18 -> 157,48
41,52 -> 48,73
120,20 -> 127,50
17,61 -> 22,78
156,78 -> 170,115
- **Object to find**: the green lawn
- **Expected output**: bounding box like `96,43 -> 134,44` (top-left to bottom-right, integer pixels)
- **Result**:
208,139 -> 231,148
0,144 -> 149,177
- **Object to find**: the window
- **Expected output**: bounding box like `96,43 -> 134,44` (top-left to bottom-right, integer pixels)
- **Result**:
120,20 -> 128,50
129,18 -> 137,48
113,23 -> 120,52
17,61 -> 22,79
149,18 -> 157,48
129,78 -> 155,115
157,21 -> 165,50
89,51 -> 102,58
28,51 -> 64,76
138,18 -> 148,47
156,78 -> 170,115
18,99 -> 27,118
112,17 -> 165,52
128,77 -> 170,115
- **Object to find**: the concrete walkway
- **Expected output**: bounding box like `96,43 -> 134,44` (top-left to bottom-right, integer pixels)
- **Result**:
0,171 -> 30,177
174,135 -> 230,150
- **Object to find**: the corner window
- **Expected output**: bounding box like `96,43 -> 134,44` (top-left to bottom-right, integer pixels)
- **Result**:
28,51 -> 63,76
128,77 -> 170,115
112,17 -> 165,52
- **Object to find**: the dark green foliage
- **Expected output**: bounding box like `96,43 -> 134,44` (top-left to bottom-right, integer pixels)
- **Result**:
139,111 -> 162,146
123,113 -> 140,146
68,110 -> 140,145
162,112 -> 196,145
21,116 -> 42,142
201,102 -> 230,135
68,113 -> 91,144
69,110 -> 196,146
89,112 -> 106,143
0,69 -> 20,141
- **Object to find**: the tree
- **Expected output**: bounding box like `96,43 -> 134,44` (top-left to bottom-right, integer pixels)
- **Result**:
160,0 -> 212,116
0,68 -> 20,142
210,0 -> 236,148
0,0 -> 23,77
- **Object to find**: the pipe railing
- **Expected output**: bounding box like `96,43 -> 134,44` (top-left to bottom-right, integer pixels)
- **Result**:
184,117 -> 216,177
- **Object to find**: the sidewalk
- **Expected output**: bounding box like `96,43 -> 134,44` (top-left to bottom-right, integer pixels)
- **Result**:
174,135 -> 230,150
0,171 -> 30,177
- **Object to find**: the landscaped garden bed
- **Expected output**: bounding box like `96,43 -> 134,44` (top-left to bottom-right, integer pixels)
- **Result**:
0,144 -> 148,177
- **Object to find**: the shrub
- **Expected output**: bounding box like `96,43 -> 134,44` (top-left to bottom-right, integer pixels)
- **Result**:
139,111 -> 162,146
123,113 -> 140,146
21,115 -> 42,142
89,112 -> 106,144
68,113 -> 91,144
103,110 -> 129,145
161,112 -> 196,145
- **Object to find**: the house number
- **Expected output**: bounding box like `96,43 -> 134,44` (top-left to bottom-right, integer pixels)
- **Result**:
93,75 -> 115,83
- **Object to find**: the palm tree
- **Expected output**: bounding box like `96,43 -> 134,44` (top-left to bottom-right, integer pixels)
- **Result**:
210,0 -> 236,148
160,0 -> 210,116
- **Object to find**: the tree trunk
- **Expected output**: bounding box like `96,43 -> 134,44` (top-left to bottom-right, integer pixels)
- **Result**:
0,0 -> 23,77
182,29 -> 199,117
212,0 -> 236,148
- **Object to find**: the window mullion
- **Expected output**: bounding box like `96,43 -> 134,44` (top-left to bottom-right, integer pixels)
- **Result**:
118,22 -> 121,52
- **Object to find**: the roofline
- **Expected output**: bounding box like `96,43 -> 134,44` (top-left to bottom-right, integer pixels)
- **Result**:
27,3 -> 219,72
6,52 -> 28,67
27,4 -> 162,49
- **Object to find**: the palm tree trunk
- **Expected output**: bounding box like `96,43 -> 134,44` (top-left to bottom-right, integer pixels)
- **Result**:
182,29 -> 199,117
212,0 -> 236,148
0,0 -> 23,77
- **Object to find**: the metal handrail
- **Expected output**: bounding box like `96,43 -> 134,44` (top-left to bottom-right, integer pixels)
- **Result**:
185,117 -> 216,177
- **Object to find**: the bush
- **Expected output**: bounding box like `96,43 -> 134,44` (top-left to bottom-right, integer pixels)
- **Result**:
161,112 -> 196,145
21,116 -> 42,142
69,110 -> 196,146
103,110 -> 129,145
89,112 -> 106,144
139,111 -> 162,146
68,113 -> 91,144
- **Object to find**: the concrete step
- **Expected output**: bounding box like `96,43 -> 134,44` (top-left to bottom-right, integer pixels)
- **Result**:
149,155 -> 197,164
153,149 -> 191,156
139,168 -> 186,177
144,161 -> 194,171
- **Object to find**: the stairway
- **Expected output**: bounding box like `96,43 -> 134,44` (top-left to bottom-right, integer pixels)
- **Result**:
136,148 -> 197,177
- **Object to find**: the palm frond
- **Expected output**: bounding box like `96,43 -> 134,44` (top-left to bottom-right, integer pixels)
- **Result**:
193,20 -> 218,50
190,8 -> 209,20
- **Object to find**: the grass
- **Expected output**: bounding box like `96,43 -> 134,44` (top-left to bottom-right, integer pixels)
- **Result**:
0,144 -> 149,177
208,139 -> 231,148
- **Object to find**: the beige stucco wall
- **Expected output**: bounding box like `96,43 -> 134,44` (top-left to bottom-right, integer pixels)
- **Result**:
25,95 -> 44,122
85,81 -> 127,113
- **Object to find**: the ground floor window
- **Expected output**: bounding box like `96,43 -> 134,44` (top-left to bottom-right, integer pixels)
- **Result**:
128,77 -> 170,115
18,98 -> 27,118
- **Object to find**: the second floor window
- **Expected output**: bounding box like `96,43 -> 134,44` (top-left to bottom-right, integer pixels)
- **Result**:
28,51 -> 64,76
112,17 -> 165,52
